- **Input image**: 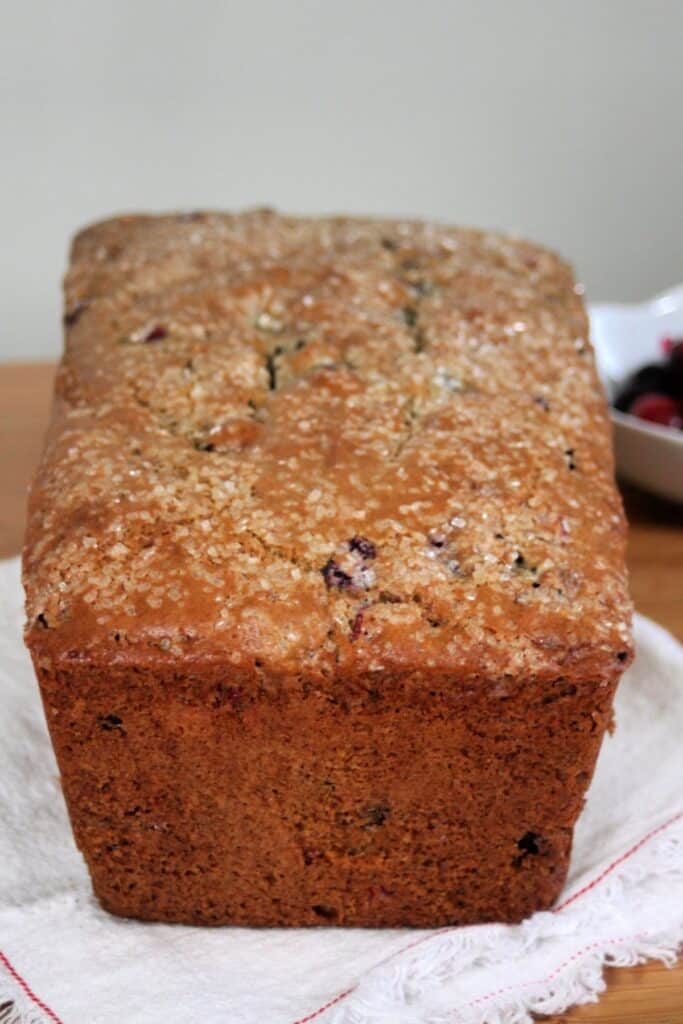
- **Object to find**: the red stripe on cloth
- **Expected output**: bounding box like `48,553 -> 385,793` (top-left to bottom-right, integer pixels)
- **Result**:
291,985 -> 356,1024
554,810 -> 683,912
290,810 -> 682,1024
452,931 -> 651,1020
290,924 -> 469,1023
0,950 -> 65,1024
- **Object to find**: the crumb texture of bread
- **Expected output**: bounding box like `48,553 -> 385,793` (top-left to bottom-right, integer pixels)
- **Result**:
23,210 -> 633,926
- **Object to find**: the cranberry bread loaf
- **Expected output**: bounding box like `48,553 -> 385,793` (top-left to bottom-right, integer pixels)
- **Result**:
23,211 -> 633,927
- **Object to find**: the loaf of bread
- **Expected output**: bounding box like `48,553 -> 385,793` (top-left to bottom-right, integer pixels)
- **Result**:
23,211 -> 633,927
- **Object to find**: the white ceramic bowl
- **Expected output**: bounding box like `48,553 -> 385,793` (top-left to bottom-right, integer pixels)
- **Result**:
589,286 -> 683,504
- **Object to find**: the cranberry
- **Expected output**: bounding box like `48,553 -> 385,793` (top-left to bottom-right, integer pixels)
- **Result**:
349,536 -> 376,559
629,392 -> 682,428
517,831 -> 541,855
321,559 -> 352,590
144,324 -> 168,342
669,340 -> 683,395
99,714 -> 124,731
660,336 -> 683,360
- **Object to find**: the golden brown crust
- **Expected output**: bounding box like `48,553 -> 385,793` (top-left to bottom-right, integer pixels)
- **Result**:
23,211 -> 633,927
24,210 -> 632,681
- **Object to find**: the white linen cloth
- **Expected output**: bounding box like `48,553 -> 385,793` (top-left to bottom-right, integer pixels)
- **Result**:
1,555 -> 681,1024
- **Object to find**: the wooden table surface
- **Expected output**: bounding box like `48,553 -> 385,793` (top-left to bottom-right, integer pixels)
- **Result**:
2,362 -> 681,1023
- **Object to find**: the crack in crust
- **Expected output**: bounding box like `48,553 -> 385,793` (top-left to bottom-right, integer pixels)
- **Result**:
24,210 -> 632,681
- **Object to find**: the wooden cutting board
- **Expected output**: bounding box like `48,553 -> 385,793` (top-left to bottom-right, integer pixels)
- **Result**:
1,361 -> 681,1022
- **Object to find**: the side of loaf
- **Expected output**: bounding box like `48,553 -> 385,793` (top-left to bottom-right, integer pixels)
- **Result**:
23,211 -> 633,926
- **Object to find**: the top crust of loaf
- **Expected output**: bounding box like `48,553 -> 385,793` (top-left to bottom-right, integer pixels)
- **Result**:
23,211 -> 632,682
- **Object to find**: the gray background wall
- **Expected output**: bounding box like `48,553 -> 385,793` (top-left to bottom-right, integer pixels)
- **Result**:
2,0 -> 682,360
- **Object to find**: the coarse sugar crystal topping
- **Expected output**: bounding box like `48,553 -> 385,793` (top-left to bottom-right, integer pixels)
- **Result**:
23,210 -> 632,678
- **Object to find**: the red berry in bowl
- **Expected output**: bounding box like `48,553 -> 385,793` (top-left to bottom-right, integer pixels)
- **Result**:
669,339 -> 683,395
629,392 -> 682,428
